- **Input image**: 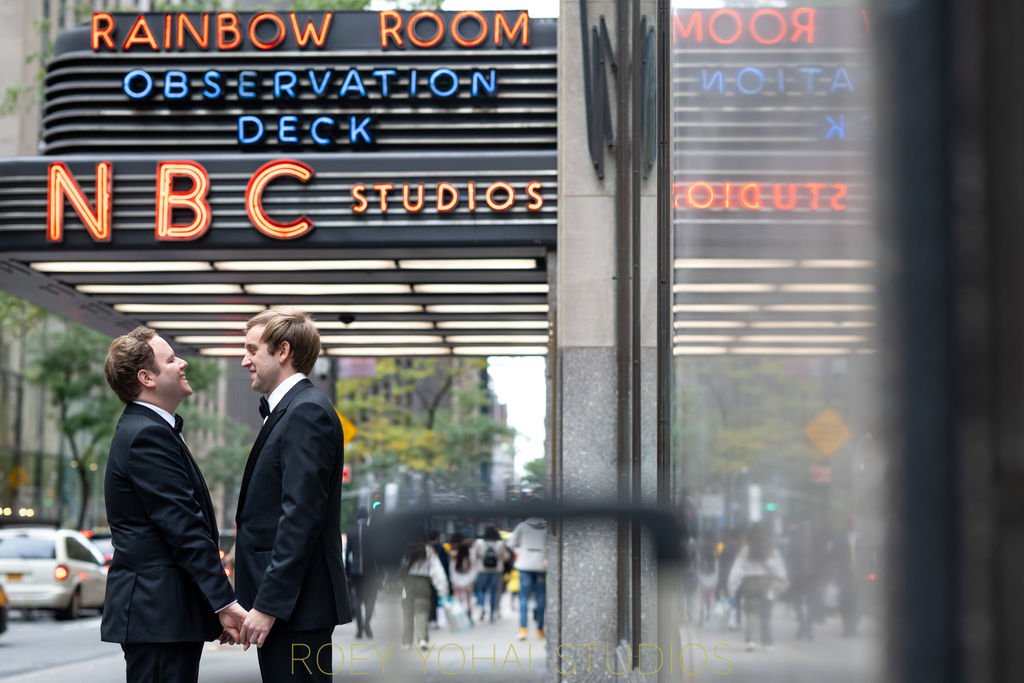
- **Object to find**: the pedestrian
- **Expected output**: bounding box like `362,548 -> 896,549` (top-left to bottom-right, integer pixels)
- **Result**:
785,519 -> 820,641
728,522 -> 788,652
832,516 -> 862,636
472,526 -> 510,623
101,327 -> 247,683
681,534 -> 699,623
235,308 -> 350,682
718,528 -> 742,630
401,534 -> 450,652
345,506 -> 379,639
449,539 -> 478,622
426,529 -> 451,629
697,537 -> 720,624
509,516 -> 548,640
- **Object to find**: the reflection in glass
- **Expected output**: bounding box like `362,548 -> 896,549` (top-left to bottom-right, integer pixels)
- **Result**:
669,3 -> 882,680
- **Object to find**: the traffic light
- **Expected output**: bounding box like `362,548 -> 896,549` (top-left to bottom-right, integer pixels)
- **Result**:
371,491 -> 383,511
764,502 -> 778,513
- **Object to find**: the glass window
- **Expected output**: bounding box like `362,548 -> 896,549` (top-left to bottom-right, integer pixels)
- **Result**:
0,535 -> 56,559
669,2 -> 882,678
65,537 -> 100,564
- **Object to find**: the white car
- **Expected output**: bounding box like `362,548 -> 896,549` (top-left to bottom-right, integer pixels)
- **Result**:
0,527 -> 107,619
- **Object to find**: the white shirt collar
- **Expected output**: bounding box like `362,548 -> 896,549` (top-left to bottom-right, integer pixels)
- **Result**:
133,401 -> 175,428
265,373 -> 307,416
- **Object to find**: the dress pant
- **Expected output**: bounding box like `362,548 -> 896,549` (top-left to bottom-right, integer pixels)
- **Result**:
122,641 -> 203,683
257,627 -> 334,682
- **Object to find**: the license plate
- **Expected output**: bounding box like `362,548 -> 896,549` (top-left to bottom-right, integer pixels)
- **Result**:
5,573 -> 23,582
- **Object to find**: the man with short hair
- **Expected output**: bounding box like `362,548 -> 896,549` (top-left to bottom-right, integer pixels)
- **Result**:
235,308 -> 350,682
102,327 -> 246,683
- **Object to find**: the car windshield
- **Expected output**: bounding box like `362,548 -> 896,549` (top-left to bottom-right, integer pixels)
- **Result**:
0,536 -> 56,559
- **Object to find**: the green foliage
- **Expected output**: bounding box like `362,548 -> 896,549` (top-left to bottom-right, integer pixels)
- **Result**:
338,358 -> 514,497
674,357 -> 823,487
201,416 -> 253,492
29,325 -> 122,529
0,19 -> 52,119
521,457 -> 545,488
0,292 -> 46,333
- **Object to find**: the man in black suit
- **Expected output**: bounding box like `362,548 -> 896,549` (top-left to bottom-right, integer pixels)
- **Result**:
235,308 -> 350,682
101,327 -> 247,683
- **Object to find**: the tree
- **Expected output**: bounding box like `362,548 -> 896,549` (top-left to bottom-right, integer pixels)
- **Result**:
338,358 -> 514,501
28,324 -> 229,529
29,326 -> 123,529
521,457 -> 545,489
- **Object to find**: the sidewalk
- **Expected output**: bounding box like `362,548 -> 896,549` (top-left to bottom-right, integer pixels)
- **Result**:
197,590 -> 548,682
675,605 -> 879,682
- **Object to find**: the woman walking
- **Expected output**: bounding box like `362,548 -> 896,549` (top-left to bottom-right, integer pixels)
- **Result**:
728,522 -> 788,652
401,534 -> 450,652
450,540 -> 478,622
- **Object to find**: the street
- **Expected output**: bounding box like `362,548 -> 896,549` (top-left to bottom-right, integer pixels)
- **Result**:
0,594 -> 875,682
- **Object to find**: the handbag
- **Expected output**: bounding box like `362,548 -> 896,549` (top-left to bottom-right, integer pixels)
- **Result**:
443,596 -> 472,633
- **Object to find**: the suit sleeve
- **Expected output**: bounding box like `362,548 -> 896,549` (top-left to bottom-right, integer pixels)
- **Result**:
127,424 -> 235,612
254,400 -> 341,621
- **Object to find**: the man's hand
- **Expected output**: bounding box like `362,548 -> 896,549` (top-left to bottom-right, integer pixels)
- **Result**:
218,602 -> 247,645
240,608 -> 276,650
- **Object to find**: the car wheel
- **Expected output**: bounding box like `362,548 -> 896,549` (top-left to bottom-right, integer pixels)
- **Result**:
56,589 -> 82,620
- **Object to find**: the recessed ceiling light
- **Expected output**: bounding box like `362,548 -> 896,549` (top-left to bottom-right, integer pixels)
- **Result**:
31,261 -> 213,273
413,284 -> 549,294
78,284 -> 242,295
436,321 -> 548,330
674,259 -> 795,269
399,259 -> 536,270
115,304 -> 266,314
244,284 -> 411,295
198,348 -> 247,356
445,335 -> 549,344
327,347 -> 451,356
214,260 -> 395,271
451,346 -> 548,356
673,346 -> 728,356
319,335 -> 444,345
673,283 -> 776,293
148,320 -> 247,330
427,305 -> 549,314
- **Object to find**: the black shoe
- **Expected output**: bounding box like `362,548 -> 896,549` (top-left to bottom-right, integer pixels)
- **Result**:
365,624 -> 374,639
356,631 -> 363,639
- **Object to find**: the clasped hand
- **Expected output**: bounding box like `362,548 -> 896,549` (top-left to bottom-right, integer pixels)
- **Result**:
218,604 -> 277,649
217,603 -> 248,645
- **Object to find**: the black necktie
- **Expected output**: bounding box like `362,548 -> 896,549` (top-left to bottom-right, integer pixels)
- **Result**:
173,414 -> 184,436
259,396 -> 270,419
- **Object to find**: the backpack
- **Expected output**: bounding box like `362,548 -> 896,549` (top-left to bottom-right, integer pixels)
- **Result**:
482,542 -> 499,569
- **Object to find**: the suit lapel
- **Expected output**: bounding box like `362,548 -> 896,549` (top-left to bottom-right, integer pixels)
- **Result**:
125,404 -> 219,539
177,437 -> 218,541
235,379 -> 313,524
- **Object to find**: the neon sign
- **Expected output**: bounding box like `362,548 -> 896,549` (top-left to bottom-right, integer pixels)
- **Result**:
45,161 -> 547,243
93,11 -> 533,150
672,181 -> 848,211
91,11 -> 530,52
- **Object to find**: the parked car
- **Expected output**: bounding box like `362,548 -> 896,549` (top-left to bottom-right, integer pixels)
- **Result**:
0,582 -> 8,635
81,529 -> 114,565
0,527 -> 107,619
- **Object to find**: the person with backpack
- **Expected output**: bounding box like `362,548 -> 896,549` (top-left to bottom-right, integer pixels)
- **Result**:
509,517 -> 548,640
472,526 -> 509,623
